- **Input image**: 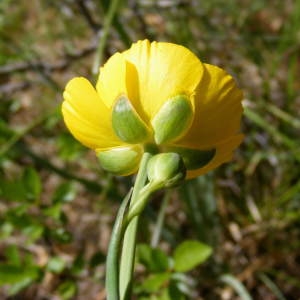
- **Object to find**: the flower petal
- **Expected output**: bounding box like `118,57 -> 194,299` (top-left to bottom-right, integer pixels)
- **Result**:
62,77 -> 122,149
186,134 -> 244,178
178,64 -> 243,148
96,52 -> 144,121
96,53 -> 127,108
123,40 -> 204,121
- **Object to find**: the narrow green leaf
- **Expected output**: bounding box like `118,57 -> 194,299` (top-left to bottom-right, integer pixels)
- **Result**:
173,240 -> 212,272
258,273 -> 287,300
106,189 -> 132,300
220,274 -> 253,300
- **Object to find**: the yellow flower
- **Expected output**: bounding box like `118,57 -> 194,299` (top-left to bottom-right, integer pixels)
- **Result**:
62,40 -> 243,178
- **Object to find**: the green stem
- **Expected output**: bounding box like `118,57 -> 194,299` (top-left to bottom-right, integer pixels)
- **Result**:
151,190 -> 171,248
119,152 -> 153,300
92,0 -> 121,76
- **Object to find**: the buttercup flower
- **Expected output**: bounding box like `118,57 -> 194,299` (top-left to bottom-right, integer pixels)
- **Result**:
62,40 -> 243,178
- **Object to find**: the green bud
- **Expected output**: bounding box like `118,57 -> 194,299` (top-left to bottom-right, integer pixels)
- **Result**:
167,146 -> 216,170
126,153 -> 186,222
112,95 -> 151,143
151,95 -> 193,145
147,153 -> 186,188
97,146 -> 142,176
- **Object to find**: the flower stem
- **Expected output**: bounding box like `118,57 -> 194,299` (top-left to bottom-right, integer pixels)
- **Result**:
119,152 -> 153,299
92,0 -> 121,76
151,190 -> 171,248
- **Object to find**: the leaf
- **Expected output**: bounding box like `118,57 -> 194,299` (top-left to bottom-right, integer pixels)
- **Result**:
139,273 -> 171,293
22,167 -> 41,201
43,202 -> 63,220
0,222 -> 13,239
57,280 -> 77,300
0,264 -> 40,285
6,205 -> 33,228
52,182 -> 76,203
168,280 -> 186,300
8,277 -> 34,296
0,178 -> 27,202
23,224 -> 44,243
173,240 -> 212,272
70,254 -> 85,275
49,228 -> 73,243
137,244 -> 169,272
5,245 -> 21,266
47,256 -> 66,274
105,189 -> 132,300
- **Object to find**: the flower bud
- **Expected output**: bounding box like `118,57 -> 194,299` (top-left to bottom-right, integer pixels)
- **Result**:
166,146 -> 216,170
97,146 -> 142,176
147,153 -> 186,188
151,95 -> 193,145
112,95 -> 151,143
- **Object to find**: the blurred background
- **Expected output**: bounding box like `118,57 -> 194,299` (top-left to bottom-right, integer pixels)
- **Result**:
0,0 -> 300,299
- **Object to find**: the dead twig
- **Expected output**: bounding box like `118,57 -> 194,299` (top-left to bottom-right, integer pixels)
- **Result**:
0,44 -> 96,76
76,0 -> 101,33
0,81 -> 30,96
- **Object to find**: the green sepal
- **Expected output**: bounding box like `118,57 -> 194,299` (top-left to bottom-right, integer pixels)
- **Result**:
97,146 -> 142,176
167,147 -> 216,170
112,95 -> 151,143
152,95 -> 193,145
126,153 -> 186,223
147,152 -> 186,188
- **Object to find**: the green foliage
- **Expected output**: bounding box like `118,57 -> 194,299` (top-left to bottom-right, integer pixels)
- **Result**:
23,167 -> 42,201
0,167 -> 41,204
0,265 -> 40,285
57,280 -> 77,300
57,133 -> 85,161
135,241 -> 212,298
0,246 -> 42,296
137,244 -> 169,272
139,273 -> 171,293
47,256 -> 66,274
173,240 -> 212,273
